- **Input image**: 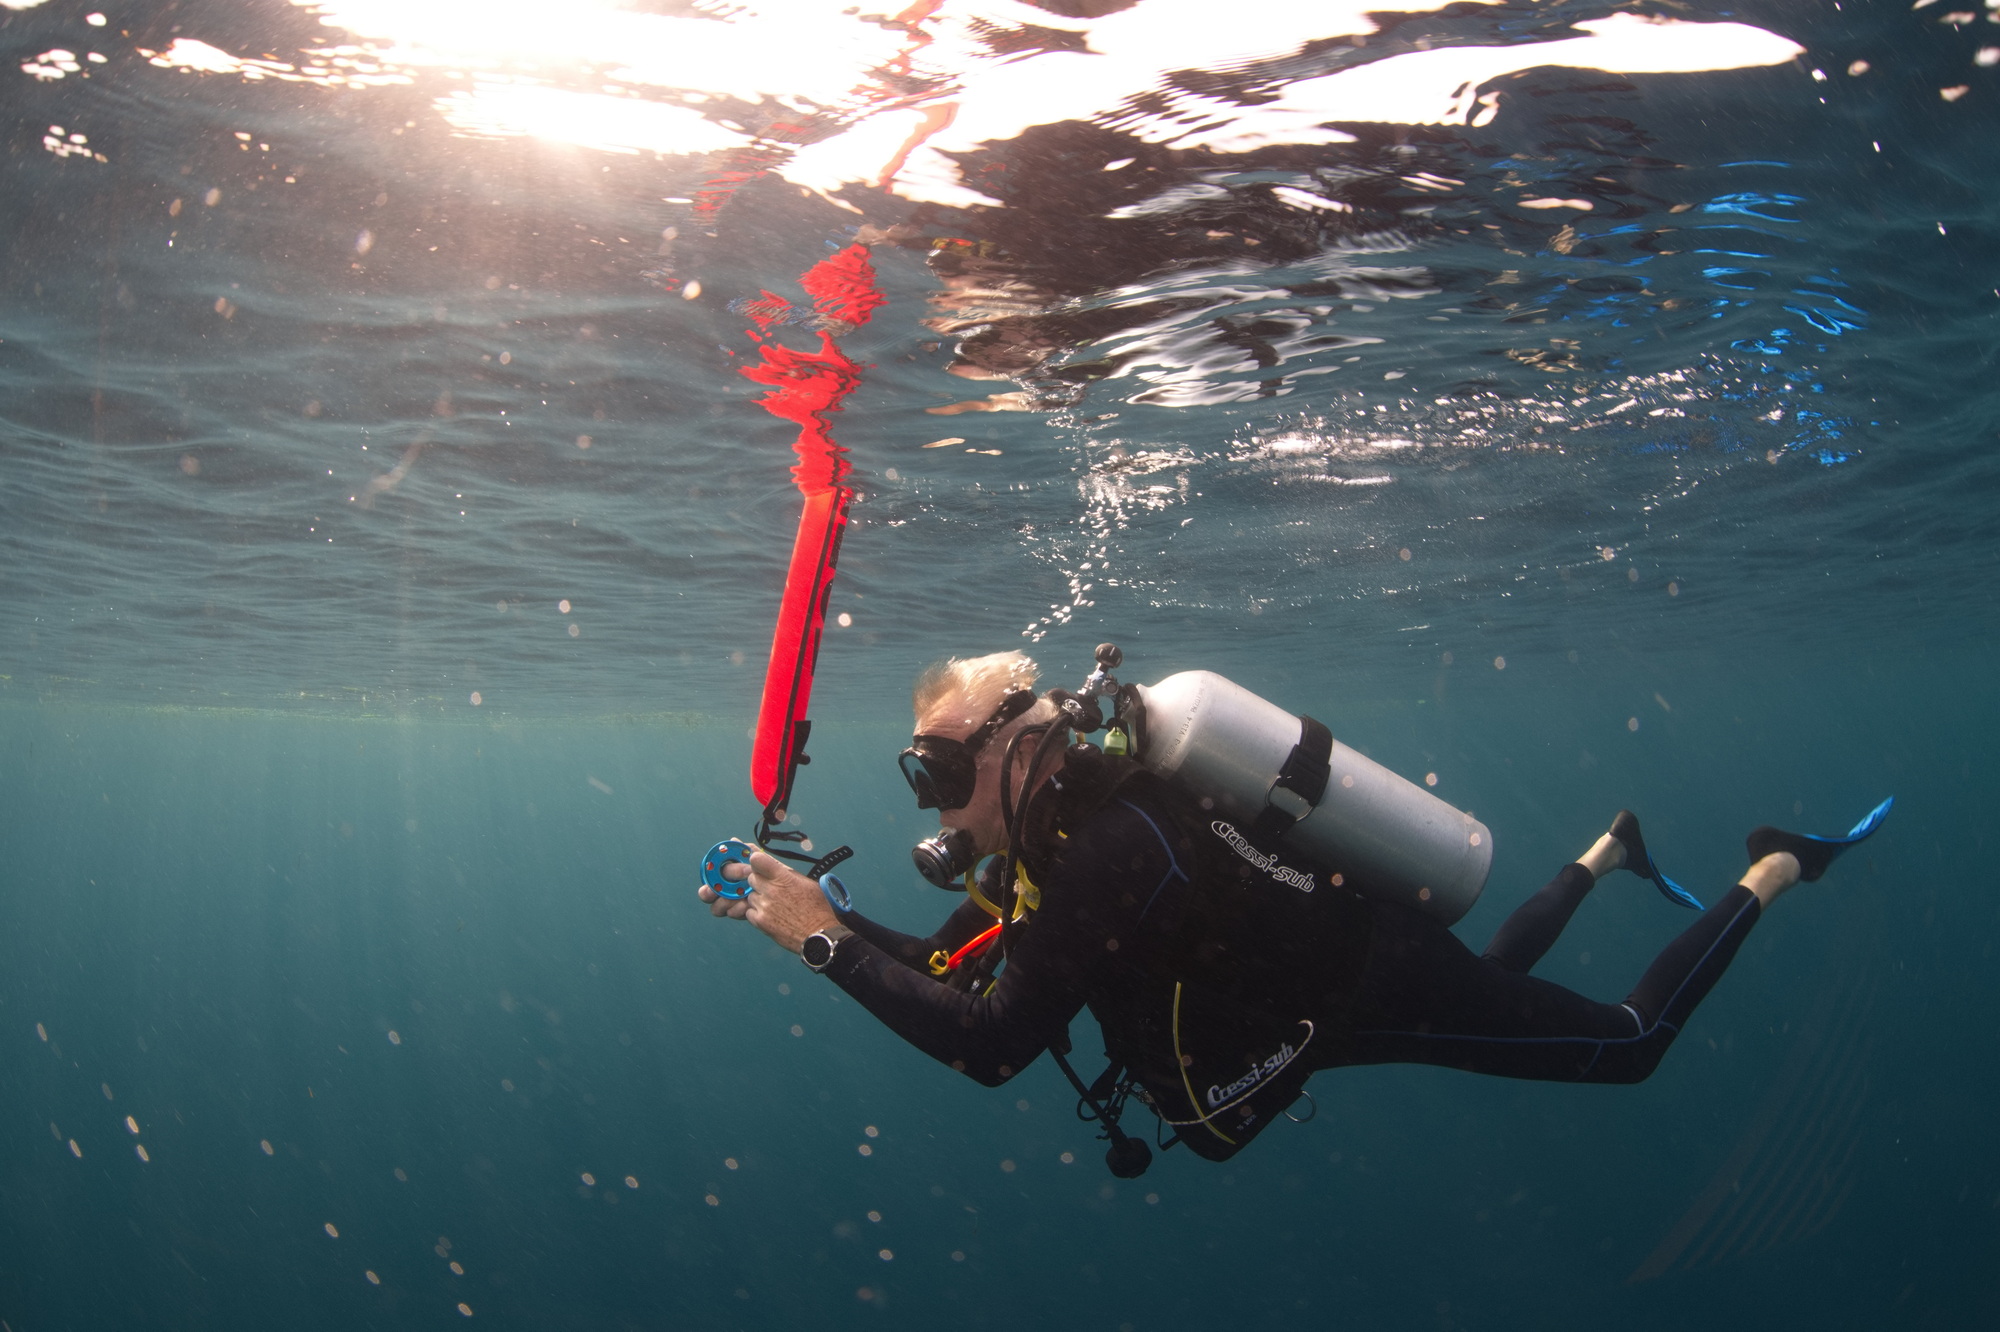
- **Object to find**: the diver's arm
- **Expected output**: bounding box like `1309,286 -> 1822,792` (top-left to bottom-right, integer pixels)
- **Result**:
822,906 -> 1096,1085
836,897 -> 992,973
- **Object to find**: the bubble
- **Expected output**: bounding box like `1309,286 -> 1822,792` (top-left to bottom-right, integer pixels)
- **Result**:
558,599 -> 571,614
705,1194 -> 720,1206
1418,887 -> 1432,902
394,1167 -> 408,1181
724,1158 -> 739,1170
1626,567 -> 1640,583
325,1223 -> 339,1238
1493,656 -> 1506,670
1424,772 -> 1438,787
576,434 -> 592,449
952,1251 -> 966,1262
580,1172 -> 596,1186
837,612 -> 853,627
1341,775 -> 1354,788
1627,717 -> 1640,732
87,12 -> 107,25
1398,547 -> 1411,561
682,280 -> 702,301
450,1261 -> 464,1275
790,1024 -> 804,1037
36,1022 -> 47,1041
884,467 -> 900,481
1145,1193 -> 1160,1205
568,623 -> 581,638
879,1249 -> 894,1261
260,1140 -> 274,1156
867,1210 -> 882,1222
1667,582 -> 1680,597
101,1083 -> 113,1100
125,1116 -> 139,1134
864,1125 -> 880,1138
1441,651 -> 1453,665
857,1144 -> 873,1156
135,1144 -> 150,1162
500,1079 -> 513,1092
624,1175 -> 638,1189
68,1139 -> 82,1158
1469,833 -> 1482,848
387,1031 -> 401,1045
469,691 -> 483,706
457,1302 -> 473,1317
203,187 -> 220,206
366,1271 -> 380,1285
1000,1159 -> 1016,1173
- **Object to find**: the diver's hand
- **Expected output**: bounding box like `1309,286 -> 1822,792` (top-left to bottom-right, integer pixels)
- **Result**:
696,861 -> 753,920
698,851 -> 839,954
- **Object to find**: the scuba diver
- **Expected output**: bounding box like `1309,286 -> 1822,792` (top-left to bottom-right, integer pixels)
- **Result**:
697,647 -> 1891,1176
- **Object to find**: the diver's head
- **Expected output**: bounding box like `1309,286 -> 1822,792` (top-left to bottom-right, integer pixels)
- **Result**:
899,651 -> 1059,869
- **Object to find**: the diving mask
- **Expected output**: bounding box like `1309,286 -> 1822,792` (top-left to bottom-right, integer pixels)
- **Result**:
896,687 -> 1035,811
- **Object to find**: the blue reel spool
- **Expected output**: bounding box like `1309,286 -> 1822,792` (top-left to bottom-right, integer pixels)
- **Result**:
702,838 -> 757,899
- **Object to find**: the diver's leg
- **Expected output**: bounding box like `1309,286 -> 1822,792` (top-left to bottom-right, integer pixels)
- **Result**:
1479,831 -> 1624,973
1339,883 -> 1761,1084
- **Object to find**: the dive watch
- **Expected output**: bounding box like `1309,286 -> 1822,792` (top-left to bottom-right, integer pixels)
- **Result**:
800,924 -> 854,973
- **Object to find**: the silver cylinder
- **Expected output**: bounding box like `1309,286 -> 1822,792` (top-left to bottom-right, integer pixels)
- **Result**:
1134,671 -> 1491,923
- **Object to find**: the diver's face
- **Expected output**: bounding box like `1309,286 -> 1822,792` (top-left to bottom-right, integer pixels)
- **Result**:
920,694 -> 1010,857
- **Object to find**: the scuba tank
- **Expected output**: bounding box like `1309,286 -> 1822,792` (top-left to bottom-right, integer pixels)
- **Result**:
1099,654 -> 1490,924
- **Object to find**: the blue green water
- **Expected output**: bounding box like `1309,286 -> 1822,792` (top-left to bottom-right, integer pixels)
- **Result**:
4,0 -> 1999,1326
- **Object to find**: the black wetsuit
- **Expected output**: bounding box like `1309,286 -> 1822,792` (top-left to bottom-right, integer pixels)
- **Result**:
825,771 -> 1761,1161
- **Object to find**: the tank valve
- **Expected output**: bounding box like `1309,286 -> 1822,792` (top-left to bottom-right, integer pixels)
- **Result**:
1081,642 -> 1123,700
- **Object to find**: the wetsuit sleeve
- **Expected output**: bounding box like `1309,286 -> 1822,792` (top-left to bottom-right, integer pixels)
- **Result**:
820,801 -> 1179,1086
835,898 -> 992,973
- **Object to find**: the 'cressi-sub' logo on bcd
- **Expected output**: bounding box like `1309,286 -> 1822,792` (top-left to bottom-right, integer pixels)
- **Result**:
1210,821 -> 1315,892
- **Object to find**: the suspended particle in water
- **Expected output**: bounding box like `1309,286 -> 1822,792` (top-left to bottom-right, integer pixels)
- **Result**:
857,1144 -> 873,1156
457,1302 -> 473,1317
682,280 -> 702,301
500,1079 -> 514,1093
260,1140 -> 274,1156
394,1167 -> 408,1182
999,1160 -> 1016,1173
470,692 -> 483,706
568,623 -> 581,638
1145,1193 -> 1160,1205
136,1144 -> 150,1162
125,1116 -> 139,1134
69,1139 -> 82,1158
101,1083 -> 113,1100
724,1158 -> 739,1171
388,1031 -> 402,1045
558,599 -> 571,614
704,1194 -> 720,1207
576,435 -> 592,449
866,1210 -> 882,1223
790,1025 -> 804,1037
325,1223 -> 340,1239
1627,717 -> 1640,732
580,1172 -> 596,1187
1667,582 -> 1680,597
366,1271 -> 381,1286
951,1251 -> 966,1262
864,1125 -> 880,1138
1493,656 -> 1506,671
1626,567 -> 1640,583
1441,651 -> 1454,666
878,1249 -> 894,1261
450,1262 -> 464,1276
1424,772 -> 1438,787
624,1176 -> 638,1189
1060,1152 -> 1074,1164
36,1023 -> 47,1041
1398,548 -> 1412,561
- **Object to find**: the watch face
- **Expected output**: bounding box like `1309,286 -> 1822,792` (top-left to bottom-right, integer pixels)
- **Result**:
802,933 -> 833,968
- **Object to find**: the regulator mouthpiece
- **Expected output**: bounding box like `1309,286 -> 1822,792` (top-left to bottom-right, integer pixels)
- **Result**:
912,827 -> 979,888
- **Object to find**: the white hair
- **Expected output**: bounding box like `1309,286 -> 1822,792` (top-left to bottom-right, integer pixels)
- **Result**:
912,650 -> 1055,735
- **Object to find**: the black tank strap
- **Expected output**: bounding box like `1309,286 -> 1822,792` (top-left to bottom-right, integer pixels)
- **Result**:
1249,714 -> 1332,844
